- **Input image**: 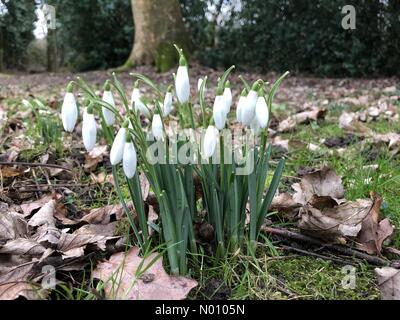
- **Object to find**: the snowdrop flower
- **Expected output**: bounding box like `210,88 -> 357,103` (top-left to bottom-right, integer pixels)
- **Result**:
152,114 -> 163,141
110,121 -> 128,165
255,88 -> 269,128
162,87 -> 173,116
203,125 -> 218,158
82,104 -> 97,152
222,81 -> 232,115
102,81 -> 116,126
241,80 -> 261,126
123,136 -> 137,179
175,54 -> 190,104
213,93 -> 227,130
61,82 -> 78,132
236,89 -> 248,123
131,81 -> 150,118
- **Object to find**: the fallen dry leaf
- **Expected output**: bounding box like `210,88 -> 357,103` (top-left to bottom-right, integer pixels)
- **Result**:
0,263 -> 43,300
270,193 -> 301,218
339,112 -> 373,137
298,197 -> 373,242
292,167 -> 345,205
356,193 -> 394,255
278,107 -> 326,132
84,145 -> 108,171
20,194 -> 60,217
375,267 -> 400,300
92,247 -> 197,300
0,205 -> 28,243
80,203 -> 133,225
0,238 -> 47,256
28,199 -> 56,228
0,166 -> 22,178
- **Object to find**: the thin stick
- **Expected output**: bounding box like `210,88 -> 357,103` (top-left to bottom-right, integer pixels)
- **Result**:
263,226 -> 393,267
280,244 -> 357,266
0,162 -> 72,171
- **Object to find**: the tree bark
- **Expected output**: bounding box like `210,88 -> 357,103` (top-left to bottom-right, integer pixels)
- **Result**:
125,0 -> 189,72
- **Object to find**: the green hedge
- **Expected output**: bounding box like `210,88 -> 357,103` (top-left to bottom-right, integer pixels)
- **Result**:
184,0 -> 400,77
50,0 -> 133,71
0,0 -> 36,70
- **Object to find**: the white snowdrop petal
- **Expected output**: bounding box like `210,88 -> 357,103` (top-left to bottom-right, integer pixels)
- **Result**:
203,126 -> 218,158
131,88 -> 150,118
213,95 -> 227,130
61,92 -> 78,132
163,92 -> 173,116
241,90 -> 258,126
255,96 -> 269,128
82,108 -> 97,152
110,127 -> 126,165
123,142 -> 137,179
223,87 -> 232,115
102,91 -> 116,126
236,95 -> 246,123
175,66 -> 190,104
152,114 -> 163,141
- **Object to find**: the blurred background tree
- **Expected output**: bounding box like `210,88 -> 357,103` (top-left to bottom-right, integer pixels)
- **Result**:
0,0 -> 36,71
0,0 -> 399,76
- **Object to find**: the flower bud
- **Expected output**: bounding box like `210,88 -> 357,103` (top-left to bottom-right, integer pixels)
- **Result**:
110,126 -> 126,165
102,82 -> 115,126
222,81 -> 232,115
61,84 -> 78,132
162,89 -> 173,116
82,106 -> 97,152
131,83 -> 150,118
203,125 -> 218,158
175,56 -> 190,104
213,95 -> 227,130
123,140 -> 137,179
151,114 -> 163,141
236,89 -> 247,123
255,89 -> 269,128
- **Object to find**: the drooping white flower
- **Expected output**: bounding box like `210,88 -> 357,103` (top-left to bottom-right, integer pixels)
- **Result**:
175,55 -> 190,104
241,80 -> 261,126
236,89 -> 248,123
82,107 -> 97,152
255,90 -> 269,128
213,95 -> 227,130
61,84 -> 78,132
130,82 -> 150,118
123,140 -> 137,179
222,81 -> 232,115
152,114 -> 163,141
102,83 -> 116,126
110,126 -> 126,165
162,90 -> 173,116
203,125 -> 218,158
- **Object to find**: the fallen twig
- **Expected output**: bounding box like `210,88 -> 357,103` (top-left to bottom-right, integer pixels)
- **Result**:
280,244 -> 357,266
263,226 -> 394,267
0,161 -> 72,172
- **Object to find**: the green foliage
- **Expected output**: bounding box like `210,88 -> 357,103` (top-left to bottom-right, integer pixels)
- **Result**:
181,0 -> 400,77
50,0 -> 133,71
0,0 -> 36,70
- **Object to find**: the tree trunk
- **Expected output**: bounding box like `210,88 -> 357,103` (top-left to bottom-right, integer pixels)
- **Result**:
125,0 -> 189,72
47,29 -> 57,72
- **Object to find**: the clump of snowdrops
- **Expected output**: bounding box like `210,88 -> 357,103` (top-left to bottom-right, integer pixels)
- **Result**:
60,45 -> 288,275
